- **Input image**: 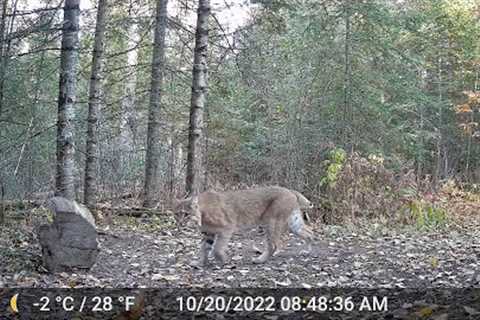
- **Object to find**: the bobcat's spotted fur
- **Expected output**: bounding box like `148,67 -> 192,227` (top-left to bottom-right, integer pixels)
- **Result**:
173,186 -> 314,265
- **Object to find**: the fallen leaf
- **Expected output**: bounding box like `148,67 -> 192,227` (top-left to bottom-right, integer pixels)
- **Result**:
464,306 -> 480,315
274,278 -> 291,287
151,274 -> 179,281
433,314 -> 448,320
416,306 -> 433,318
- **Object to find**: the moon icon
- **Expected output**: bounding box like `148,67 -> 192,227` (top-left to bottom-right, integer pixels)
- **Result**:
10,293 -> 19,313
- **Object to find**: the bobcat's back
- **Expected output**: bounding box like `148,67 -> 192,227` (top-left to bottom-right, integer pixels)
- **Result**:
197,186 -> 293,232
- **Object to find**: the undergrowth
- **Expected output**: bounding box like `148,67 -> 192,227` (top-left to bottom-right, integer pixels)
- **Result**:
315,148 -> 478,231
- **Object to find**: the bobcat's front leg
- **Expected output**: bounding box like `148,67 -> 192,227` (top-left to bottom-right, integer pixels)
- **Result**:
199,232 -> 215,266
213,231 -> 232,265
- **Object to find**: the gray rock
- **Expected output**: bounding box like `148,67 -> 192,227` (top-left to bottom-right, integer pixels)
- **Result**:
37,197 -> 98,272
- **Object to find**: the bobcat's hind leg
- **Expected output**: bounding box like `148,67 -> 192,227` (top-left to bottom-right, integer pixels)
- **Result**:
213,230 -> 232,265
199,232 -> 215,266
252,224 -> 275,264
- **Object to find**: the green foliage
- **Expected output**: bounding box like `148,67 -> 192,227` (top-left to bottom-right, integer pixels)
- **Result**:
405,200 -> 448,230
320,148 -> 347,188
2,0 -> 480,230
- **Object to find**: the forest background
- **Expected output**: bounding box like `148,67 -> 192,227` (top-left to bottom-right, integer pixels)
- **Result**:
1,0 -> 480,227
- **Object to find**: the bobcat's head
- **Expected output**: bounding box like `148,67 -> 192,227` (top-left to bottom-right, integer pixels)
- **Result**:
172,196 -> 201,226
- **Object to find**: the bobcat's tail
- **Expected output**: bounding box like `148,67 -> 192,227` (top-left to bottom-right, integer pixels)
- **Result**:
289,191 -> 317,241
288,208 -> 316,241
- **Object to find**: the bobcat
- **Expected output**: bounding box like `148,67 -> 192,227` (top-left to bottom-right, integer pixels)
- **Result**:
173,186 -> 314,266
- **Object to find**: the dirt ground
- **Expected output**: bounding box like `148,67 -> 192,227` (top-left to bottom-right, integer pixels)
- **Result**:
2,213 -> 480,319
1,214 -> 479,289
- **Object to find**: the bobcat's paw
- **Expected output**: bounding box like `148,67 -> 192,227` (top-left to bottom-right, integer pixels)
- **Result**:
252,244 -> 263,254
213,251 -> 227,266
252,255 -> 268,264
195,257 -> 210,268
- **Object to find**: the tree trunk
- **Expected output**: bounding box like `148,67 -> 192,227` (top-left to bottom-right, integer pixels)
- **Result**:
55,0 -> 80,200
0,0 -> 8,119
0,0 -> 8,218
0,181 -> 4,224
114,0 -> 141,192
143,0 -> 168,208
119,0 -> 140,146
186,0 -> 210,196
434,56 -> 443,187
0,0 -> 17,121
84,0 -> 107,210
343,2 -> 352,151
176,141 -> 184,192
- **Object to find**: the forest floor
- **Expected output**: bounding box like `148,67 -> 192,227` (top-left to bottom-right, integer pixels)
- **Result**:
1,213 -> 480,289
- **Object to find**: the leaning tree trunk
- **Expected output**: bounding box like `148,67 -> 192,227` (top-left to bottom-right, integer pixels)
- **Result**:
55,0 -> 80,200
186,0 -> 210,196
84,0 -> 107,210
143,0 -> 168,208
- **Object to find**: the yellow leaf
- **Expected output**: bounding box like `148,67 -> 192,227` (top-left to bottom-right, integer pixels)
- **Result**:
455,104 -> 473,113
416,306 -> 434,318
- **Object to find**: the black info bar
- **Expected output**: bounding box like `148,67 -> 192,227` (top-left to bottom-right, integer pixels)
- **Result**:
0,288 -> 478,319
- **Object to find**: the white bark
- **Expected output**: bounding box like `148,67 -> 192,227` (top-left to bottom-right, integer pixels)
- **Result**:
55,0 -> 80,200
0,0 -> 8,118
186,0 -> 210,196
176,142 -> 184,186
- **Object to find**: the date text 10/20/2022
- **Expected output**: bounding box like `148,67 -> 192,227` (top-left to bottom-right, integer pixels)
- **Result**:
176,295 -> 388,313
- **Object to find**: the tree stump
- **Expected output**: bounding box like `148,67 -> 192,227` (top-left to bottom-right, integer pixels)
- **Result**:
37,197 -> 98,272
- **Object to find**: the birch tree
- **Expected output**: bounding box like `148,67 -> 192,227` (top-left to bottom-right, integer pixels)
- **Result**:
143,0 -> 168,208
0,0 -> 8,204
84,0 -> 107,209
186,0 -> 210,196
0,0 -> 8,118
55,0 -> 80,200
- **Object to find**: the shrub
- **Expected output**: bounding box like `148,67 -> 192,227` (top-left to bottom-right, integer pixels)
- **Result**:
320,148 -> 347,188
318,150 -> 449,228
402,199 -> 448,230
